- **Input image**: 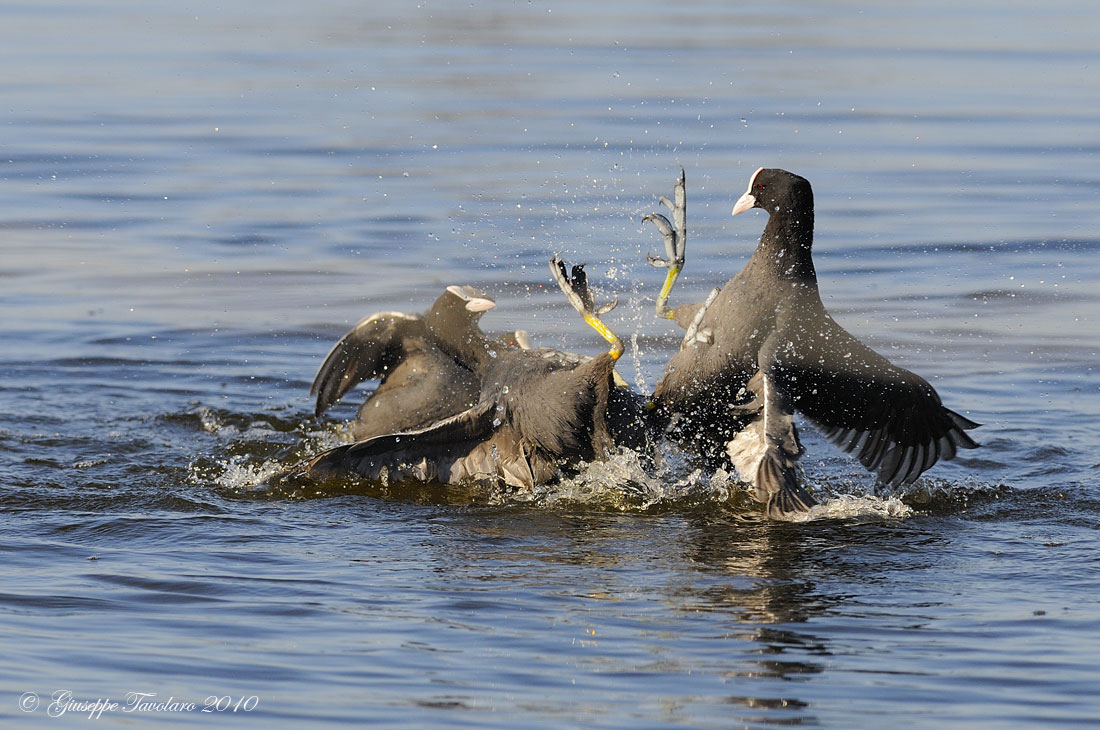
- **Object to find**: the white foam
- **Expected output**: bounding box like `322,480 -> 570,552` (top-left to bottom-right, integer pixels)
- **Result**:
210,457 -> 286,492
785,493 -> 914,522
511,449 -> 916,520
512,448 -> 738,510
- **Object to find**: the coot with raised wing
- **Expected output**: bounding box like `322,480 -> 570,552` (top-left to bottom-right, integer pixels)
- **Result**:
310,285 -> 498,440
278,258 -> 647,489
644,168 -> 979,518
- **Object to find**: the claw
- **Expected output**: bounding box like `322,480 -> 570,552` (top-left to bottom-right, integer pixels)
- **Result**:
550,257 -> 591,314
548,256 -> 624,361
643,212 -> 677,268
596,297 -> 618,316
681,287 -> 719,350
643,169 -> 687,319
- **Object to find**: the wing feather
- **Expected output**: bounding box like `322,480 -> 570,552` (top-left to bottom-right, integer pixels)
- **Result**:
776,317 -> 979,486
310,312 -> 422,417
292,400 -> 498,482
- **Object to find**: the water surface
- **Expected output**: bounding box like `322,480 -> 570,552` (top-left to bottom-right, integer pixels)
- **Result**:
2,1 -> 1099,727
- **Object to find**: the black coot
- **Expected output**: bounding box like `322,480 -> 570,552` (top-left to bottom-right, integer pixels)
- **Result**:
278,258 -> 647,489
644,168 -> 979,517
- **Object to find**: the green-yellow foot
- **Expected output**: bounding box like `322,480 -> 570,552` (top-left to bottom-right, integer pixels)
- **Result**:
643,168 -> 687,320
549,256 -> 623,361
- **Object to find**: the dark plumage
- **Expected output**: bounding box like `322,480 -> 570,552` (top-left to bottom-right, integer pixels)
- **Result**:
309,285 -> 497,440
277,259 -> 647,490
645,168 -> 979,517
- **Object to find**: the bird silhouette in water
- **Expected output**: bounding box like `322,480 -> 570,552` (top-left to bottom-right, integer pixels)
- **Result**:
643,168 -> 979,518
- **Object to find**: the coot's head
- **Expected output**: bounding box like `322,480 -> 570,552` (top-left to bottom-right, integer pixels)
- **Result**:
423,285 -> 496,358
427,285 -> 495,330
731,167 -> 813,219
444,285 -> 496,313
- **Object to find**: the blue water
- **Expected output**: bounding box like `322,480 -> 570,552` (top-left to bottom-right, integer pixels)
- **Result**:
2,0 -> 1099,727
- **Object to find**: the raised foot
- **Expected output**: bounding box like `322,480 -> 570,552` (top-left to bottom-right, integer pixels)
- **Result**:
643,168 -> 687,319
549,256 -> 623,360
681,287 -> 719,349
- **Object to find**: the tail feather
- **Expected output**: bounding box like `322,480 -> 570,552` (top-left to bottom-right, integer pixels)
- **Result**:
757,453 -> 817,519
725,379 -> 815,519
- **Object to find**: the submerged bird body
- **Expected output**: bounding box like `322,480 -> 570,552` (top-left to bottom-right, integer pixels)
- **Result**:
647,168 -> 978,517
301,346 -> 622,488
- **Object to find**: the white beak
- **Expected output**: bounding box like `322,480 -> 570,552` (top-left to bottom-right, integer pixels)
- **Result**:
447,285 -> 497,312
731,166 -> 764,217
464,297 -> 496,312
731,191 -> 756,217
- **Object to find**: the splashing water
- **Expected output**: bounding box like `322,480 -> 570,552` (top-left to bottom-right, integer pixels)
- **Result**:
630,331 -> 650,394
510,446 -> 707,510
186,398 -> 1005,523
789,493 -> 914,522
197,454 -> 288,493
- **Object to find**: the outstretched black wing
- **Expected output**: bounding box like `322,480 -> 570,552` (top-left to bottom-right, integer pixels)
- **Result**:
310,311 -> 422,417
775,317 -> 979,487
288,400 -> 498,481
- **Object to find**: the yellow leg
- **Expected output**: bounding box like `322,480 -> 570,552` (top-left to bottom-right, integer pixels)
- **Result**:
549,256 -> 624,361
654,264 -> 681,320
583,313 -> 624,361
644,169 -> 687,321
